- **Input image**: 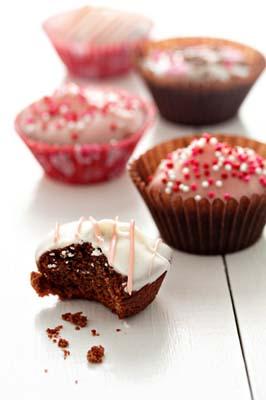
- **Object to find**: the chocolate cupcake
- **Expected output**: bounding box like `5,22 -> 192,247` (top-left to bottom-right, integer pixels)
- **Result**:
31,217 -> 172,318
136,37 -> 265,125
129,133 -> 266,255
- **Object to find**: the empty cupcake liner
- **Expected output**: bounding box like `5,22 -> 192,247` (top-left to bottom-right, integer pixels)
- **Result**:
129,134 -> 266,255
15,95 -> 156,185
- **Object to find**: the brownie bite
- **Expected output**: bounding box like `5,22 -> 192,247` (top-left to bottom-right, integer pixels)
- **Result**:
31,218 -> 171,318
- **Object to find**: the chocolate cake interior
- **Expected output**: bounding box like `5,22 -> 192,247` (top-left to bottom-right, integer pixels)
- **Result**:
31,242 -> 165,318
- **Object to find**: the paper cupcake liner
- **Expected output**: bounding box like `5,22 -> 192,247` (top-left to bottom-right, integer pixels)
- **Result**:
136,37 -> 265,125
129,134 -> 266,255
44,20 -> 151,79
146,82 -> 252,125
15,95 -> 156,185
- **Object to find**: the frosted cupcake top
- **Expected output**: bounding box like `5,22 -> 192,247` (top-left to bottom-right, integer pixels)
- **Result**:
45,6 -> 152,46
36,218 -> 172,293
149,133 -> 266,201
18,84 -> 145,145
142,45 -> 250,81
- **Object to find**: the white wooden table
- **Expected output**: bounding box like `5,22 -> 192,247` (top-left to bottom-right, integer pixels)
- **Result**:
1,1 -> 265,399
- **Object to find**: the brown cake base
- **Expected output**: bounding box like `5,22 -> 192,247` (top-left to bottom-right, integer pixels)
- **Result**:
31,242 -> 166,319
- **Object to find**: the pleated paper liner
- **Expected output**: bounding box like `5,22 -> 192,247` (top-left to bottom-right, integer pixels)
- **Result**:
129,134 -> 266,255
135,37 -> 266,125
15,92 -> 156,185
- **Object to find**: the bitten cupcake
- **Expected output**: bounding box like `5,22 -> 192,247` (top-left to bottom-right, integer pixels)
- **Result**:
43,6 -> 152,78
129,133 -> 266,255
136,37 -> 265,125
31,217 -> 172,318
15,83 -> 155,184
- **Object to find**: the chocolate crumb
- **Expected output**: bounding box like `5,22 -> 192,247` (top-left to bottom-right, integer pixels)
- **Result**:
87,345 -> 105,364
44,369 -> 48,373
116,328 -> 121,332
75,380 -> 78,384
91,329 -> 100,336
75,326 -> 80,331
46,325 -> 63,339
62,312 -> 88,328
63,350 -> 70,359
53,339 -> 57,343
58,338 -> 69,348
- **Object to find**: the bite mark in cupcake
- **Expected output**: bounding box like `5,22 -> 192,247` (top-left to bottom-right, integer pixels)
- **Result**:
31,218 -> 171,318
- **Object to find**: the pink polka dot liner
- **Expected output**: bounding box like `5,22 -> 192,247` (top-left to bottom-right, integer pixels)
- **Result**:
129,134 -> 266,255
15,87 -> 155,185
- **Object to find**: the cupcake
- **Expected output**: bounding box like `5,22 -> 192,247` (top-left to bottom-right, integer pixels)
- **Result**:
43,6 -> 152,78
15,83 -> 155,184
136,37 -> 265,125
129,133 -> 266,255
31,217 -> 172,318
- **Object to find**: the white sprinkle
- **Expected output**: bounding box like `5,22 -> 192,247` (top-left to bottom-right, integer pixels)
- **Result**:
67,121 -> 76,130
104,263 -> 108,267
67,252 -> 74,257
91,248 -> 102,256
215,151 -> 222,158
263,169 -> 266,176
224,164 -> 232,171
197,138 -> 206,148
60,104 -> 69,114
24,124 -> 36,133
202,180 -> 209,188
165,187 -> 172,194
181,184 -> 189,193
182,167 -> 190,175
215,180 -> 223,188
210,137 -> 218,145
228,155 -> 236,162
167,181 -> 174,188
240,163 -> 248,172
195,195 -> 202,201
76,121 -> 85,130
255,167 -> 262,175
49,252 -> 55,256
212,165 -> 220,172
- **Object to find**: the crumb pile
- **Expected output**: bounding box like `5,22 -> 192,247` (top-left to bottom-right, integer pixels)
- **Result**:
87,345 -> 105,364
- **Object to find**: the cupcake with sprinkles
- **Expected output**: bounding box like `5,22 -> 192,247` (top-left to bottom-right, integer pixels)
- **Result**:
31,217 -> 172,318
129,133 -> 266,254
136,37 -> 265,125
15,83 -> 155,184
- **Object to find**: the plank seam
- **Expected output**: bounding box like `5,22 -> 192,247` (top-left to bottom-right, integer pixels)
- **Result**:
223,255 -> 254,400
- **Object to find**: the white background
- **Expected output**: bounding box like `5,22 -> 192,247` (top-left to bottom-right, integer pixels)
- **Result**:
1,1 -> 266,399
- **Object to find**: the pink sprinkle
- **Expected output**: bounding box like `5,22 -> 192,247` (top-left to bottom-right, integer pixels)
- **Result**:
190,183 -> 197,191
224,193 -> 231,201
208,191 -> 215,199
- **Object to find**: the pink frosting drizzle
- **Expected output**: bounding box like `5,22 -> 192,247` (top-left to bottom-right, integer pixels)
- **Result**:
89,216 -> 104,244
108,216 -> 119,266
127,220 -> 135,296
54,222 -> 60,244
75,216 -> 85,240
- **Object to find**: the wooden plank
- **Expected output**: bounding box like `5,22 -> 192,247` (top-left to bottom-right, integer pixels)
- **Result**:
226,230 -> 266,400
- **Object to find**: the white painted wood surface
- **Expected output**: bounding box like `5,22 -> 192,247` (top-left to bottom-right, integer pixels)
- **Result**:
0,0 -> 265,399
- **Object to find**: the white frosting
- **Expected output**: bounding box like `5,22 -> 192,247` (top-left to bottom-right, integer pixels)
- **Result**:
35,219 -> 172,292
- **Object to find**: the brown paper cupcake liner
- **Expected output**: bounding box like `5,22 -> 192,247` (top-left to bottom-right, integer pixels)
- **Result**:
136,37 -> 265,125
129,134 -> 266,255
